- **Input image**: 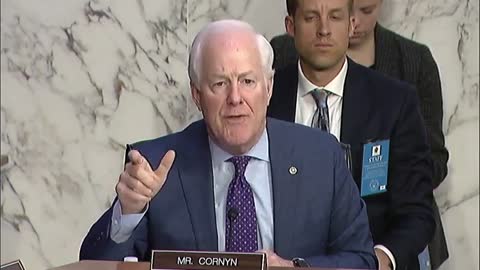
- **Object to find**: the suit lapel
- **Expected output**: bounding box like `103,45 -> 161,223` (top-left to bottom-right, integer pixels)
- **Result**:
267,119 -> 300,256
340,59 -> 373,145
272,61 -> 373,145
177,121 -> 218,251
268,64 -> 299,122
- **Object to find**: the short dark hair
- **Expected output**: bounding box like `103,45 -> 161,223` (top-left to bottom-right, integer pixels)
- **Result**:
286,0 -> 353,16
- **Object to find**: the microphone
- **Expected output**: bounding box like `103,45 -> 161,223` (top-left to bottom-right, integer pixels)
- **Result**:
227,207 -> 239,221
226,207 -> 238,250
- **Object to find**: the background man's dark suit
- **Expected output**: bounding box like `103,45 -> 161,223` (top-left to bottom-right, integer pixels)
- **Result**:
267,60 -> 435,270
80,119 -> 376,269
270,23 -> 449,269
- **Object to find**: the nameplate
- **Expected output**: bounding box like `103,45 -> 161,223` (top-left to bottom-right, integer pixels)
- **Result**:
151,250 -> 266,270
0,260 -> 25,270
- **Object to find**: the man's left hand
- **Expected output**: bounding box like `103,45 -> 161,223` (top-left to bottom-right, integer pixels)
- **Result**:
375,249 -> 393,270
259,250 -> 294,267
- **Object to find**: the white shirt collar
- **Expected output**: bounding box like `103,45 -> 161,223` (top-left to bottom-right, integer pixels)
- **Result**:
297,58 -> 348,97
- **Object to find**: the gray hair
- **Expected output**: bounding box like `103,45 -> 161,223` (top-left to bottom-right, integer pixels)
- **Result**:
188,20 -> 275,87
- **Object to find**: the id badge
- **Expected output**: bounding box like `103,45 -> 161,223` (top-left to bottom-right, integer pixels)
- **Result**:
360,139 -> 390,197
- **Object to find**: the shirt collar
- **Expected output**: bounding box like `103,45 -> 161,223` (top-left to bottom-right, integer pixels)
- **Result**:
209,128 -> 270,165
297,58 -> 348,97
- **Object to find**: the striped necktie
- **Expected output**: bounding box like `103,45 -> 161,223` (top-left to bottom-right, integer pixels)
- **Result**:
311,88 -> 330,132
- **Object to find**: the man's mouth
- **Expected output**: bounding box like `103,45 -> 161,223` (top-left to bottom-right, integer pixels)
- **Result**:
225,115 -> 248,122
314,42 -> 334,48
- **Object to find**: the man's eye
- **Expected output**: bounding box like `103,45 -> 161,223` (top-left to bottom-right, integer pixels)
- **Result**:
244,79 -> 254,85
362,8 -> 374,14
241,78 -> 256,87
213,81 -> 226,87
330,13 -> 344,20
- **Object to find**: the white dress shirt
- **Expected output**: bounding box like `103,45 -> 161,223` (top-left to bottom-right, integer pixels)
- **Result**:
295,58 -> 397,270
295,58 -> 348,141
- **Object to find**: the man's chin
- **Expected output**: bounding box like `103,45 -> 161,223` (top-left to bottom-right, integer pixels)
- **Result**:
309,59 -> 341,71
222,132 -> 255,154
349,36 -> 364,46
300,54 -> 337,71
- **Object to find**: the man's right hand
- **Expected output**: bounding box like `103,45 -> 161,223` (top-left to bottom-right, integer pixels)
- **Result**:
116,149 -> 176,215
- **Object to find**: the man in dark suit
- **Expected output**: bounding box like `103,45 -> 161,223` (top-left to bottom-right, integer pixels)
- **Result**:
267,0 -> 435,269
269,1 -> 449,269
348,2 -> 449,269
80,19 -> 376,269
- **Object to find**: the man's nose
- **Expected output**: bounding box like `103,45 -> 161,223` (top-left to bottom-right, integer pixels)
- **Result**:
317,18 -> 331,37
351,14 -> 361,30
227,83 -> 242,105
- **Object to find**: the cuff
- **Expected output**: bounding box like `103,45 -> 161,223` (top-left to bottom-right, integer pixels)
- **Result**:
110,201 -> 148,243
374,245 -> 396,270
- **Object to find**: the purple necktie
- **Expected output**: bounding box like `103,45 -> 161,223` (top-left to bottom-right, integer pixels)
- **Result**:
225,156 -> 258,252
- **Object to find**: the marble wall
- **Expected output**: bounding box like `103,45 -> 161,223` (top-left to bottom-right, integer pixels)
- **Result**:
379,1 -> 479,269
0,0 -> 478,270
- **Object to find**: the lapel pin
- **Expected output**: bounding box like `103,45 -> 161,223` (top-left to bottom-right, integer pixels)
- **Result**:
289,166 -> 298,175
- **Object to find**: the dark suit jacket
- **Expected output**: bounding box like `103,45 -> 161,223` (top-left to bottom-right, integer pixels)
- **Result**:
267,60 -> 435,270
270,24 -> 449,269
373,24 -> 449,269
80,119 -> 377,269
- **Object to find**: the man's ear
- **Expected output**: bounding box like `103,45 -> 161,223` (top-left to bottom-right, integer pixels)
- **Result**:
190,82 -> 202,111
285,16 -> 295,37
266,72 -> 274,105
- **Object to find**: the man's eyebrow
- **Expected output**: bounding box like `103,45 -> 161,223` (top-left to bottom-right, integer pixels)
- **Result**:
303,9 -> 320,15
329,7 -> 347,14
238,71 -> 255,77
360,4 -> 377,10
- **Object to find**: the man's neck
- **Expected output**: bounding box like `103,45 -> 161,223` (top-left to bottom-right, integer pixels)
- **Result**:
300,56 -> 346,87
347,33 -> 376,67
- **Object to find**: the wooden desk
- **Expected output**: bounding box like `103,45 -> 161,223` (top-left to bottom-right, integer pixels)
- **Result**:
49,260 -> 362,270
